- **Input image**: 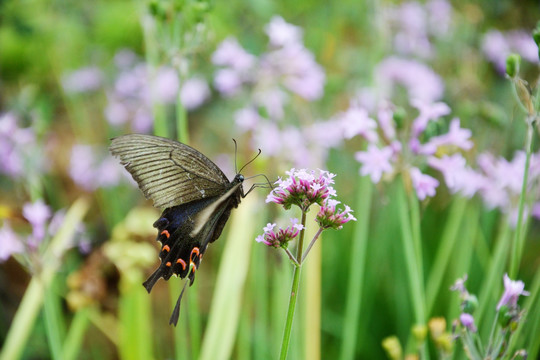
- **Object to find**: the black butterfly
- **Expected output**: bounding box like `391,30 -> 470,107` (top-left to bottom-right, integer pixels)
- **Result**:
109,134 -> 246,326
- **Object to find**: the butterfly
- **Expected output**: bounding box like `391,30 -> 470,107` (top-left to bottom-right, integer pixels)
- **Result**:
109,134 -> 248,325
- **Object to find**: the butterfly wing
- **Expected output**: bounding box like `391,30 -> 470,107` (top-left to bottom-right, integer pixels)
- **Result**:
109,134 -> 231,209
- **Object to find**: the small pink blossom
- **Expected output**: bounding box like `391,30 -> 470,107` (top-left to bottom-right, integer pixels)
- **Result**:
410,167 -> 439,200
180,77 -> 210,110
265,16 -> 303,47
316,199 -> 356,230
0,222 -> 23,262
459,313 -> 477,332
256,219 -> 304,248
23,200 -> 52,245
355,145 -> 394,183
496,274 -> 529,311
339,107 -> 378,142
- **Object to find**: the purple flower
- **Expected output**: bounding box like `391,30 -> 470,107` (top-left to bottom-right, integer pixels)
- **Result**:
375,57 -> 444,103
410,167 -> 439,200
265,16 -> 303,47
61,67 -> 104,94
459,313 -> 477,332
450,275 -> 469,296
23,200 -> 52,246
0,222 -> 23,262
428,154 -> 484,197
150,66 -> 179,104
212,37 -> 256,71
482,29 -> 539,75
424,118 -> 473,152
411,100 -> 451,137
70,144 -> 131,191
214,68 -> 244,96
496,274 -> 529,311
235,107 -> 261,131
0,112 -> 39,177
355,144 -> 394,183
180,77 -> 210,110
266,168 -> 336,211
339,107 -> 378,142
256,219 -> 304,248
316,199 -> 356,230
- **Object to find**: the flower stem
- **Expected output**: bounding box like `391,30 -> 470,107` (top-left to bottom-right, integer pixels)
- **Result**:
301,228 -> 323,264
279,211 -> 307,360
396,177 -> 425,324
284,247 -> 301,267
509,117 -> 534,278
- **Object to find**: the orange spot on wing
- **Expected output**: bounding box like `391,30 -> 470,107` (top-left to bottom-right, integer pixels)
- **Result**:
166,262 -> 171,267
190,247 -> 200,261
162,245 -> 170,252
161,230 -> 170,238
176,258 -> 187,270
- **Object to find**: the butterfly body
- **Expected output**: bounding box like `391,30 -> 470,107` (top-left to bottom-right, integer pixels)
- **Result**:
109,134 -> 244,325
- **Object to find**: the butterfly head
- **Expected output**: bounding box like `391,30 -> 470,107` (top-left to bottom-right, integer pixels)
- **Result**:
234,173 -> 245,184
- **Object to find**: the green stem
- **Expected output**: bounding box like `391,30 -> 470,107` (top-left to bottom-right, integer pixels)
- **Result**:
300,228 -> 323,264
509,118 -> 534,278
43,283 -> 64,360
62,308 -> 90,360
396,177 -> 425,324
279,211 -> 307,360
426,197 -> 467,315
338,175 -> 372,360
176,92 -> 189,144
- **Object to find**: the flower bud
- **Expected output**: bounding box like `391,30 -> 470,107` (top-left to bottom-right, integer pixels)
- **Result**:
505,53 -> 520,78
462,294 -> 478,314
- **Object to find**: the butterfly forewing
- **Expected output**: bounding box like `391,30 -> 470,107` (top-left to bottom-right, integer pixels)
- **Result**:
110,134 -> 231,209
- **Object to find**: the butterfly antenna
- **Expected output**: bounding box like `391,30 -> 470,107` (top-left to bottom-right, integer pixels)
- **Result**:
169,280 -> 189,326
238,148 -> 262,174
244,174 -> 275,197
232,139 -> 238,174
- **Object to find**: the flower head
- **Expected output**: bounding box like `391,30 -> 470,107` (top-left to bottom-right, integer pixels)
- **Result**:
316,199 -> 357,230
496,273 -> 529,311
410,167 -> 439,200
266,168 -> 336,211
23,200 -> 52,246
256,219 -> 304,248
0,222 -> 23,262
459,313 -> 477,332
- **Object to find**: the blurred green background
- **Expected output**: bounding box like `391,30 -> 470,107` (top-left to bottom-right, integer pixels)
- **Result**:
1,0 -> 540,359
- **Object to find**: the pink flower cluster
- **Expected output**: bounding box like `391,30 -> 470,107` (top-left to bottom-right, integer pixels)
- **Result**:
255,219 -> 304,248
349,99 -> 472,200
316,199 -> 357,230
266,168 -> 337,211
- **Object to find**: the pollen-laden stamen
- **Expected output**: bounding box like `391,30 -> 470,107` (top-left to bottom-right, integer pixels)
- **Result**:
162,244 -> 170,253
160,230 -> 170,238
176,258 -> 187,271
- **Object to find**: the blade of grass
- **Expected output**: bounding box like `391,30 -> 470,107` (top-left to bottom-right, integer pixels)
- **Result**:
0,198 -> 89,360
339,175 -> 372,360
63,307 -> 91,360
426,197 -> 467,315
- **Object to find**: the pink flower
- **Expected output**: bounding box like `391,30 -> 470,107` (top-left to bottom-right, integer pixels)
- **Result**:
316,199 -> 357,230
265,16 -> 303,47
0,222 -> 23,262
266,168 -> 336,211
459,313 -> 477,332
62,67 -> 104,94
180,77 -> 210,110
425,118 -> 473,151
151,66 -> 179,104
410,167 -> 439,200
256,219 -> 304,248
23,200 -> 52,246
339,107 -> 378,142
411,100 -> 451,137
496,274 -> 529,311
212,37 -> 256,71
355,145 -> 394,183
